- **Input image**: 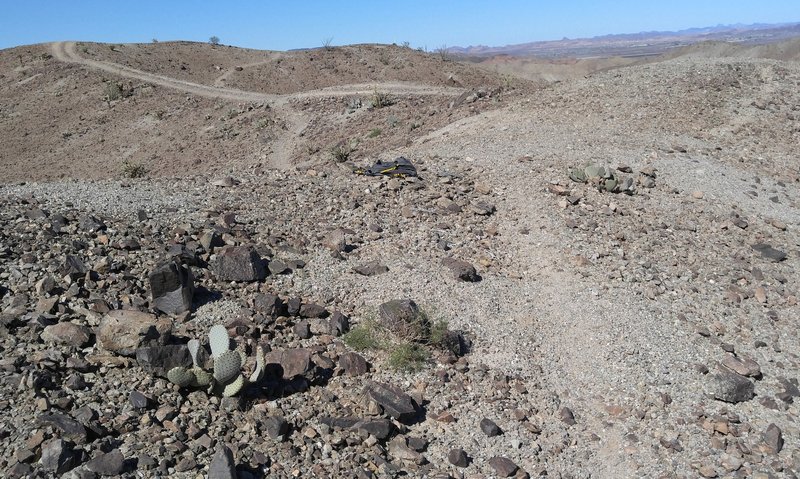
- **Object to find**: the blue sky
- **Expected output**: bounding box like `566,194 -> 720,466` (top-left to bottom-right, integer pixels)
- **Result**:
1,1 -> 798,50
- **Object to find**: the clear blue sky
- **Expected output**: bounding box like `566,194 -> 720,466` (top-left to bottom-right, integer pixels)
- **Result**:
1,1 -> 798,50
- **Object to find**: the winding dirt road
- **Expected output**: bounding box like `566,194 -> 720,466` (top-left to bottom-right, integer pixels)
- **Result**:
51,41 -> 465,169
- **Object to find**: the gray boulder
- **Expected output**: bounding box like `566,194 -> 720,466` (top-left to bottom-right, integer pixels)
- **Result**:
148,261 -> 194,315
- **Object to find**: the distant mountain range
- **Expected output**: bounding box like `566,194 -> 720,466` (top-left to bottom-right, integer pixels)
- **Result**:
450,21 -> 800,59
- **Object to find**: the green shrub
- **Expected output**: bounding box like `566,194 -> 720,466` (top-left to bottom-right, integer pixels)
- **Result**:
329,140 -> 356,163
343,318 -> 380,351
387,343 -> 428,371
121,160 -> 148,178
370,90 -> 394,109
367,128 -> 382,138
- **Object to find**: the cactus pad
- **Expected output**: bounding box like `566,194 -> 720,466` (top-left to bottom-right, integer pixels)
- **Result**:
222,374 -> 245,397
167,367 -> 196,388
249,345 -> 266,383
209,324 -> 230,358
187,339 -> 201,367
213,350 -> 242,383
192,368 -> 214,387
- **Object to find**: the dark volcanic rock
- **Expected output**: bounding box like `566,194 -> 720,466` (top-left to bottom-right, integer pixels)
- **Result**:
38,412 -> 87,444
353,419 -> 394,440
488,456 -> 519,477
293,319 -> 311,339
264,348 -> 313,379
129,390 -> 154,409
253,293 -> 284,317
136,345 -> 192,378
353,261 -> 389,276
339,352 -> 369,376
329,311 -> 350,336
364,381 -> 418,423
149,261 -> 194,315
442,257 -> 480,282
763,423 -> 783,454
208,445 -> 237,479
213,245 -> 266,282
263,416 -> 289,439
560,407 -> 576,426
712,370 -> 755,403
299,302 -> 328,318
448,448 -> 470,467
61,255 -> 88,280
752,243 -> 787,262
480,418 -> 502,437
39,438 -> 80,474
85,449 -> 125,476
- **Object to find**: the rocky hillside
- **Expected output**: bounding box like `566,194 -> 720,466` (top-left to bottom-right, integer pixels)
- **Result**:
0,39 -> 799,478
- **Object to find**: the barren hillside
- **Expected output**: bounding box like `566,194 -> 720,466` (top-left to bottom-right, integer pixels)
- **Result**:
0,39 -> 799,479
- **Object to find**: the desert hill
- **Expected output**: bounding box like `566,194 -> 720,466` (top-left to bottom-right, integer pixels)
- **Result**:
0,36 -> 799,478
0,41 -> 532,182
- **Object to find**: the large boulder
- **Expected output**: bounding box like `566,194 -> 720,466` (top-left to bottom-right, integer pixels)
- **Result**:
148,261 -> 194,315
96,310 -> 171,356
212,246 -> 266,282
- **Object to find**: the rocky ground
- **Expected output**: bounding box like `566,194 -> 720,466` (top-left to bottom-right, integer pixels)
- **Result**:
0,40 -> 799,479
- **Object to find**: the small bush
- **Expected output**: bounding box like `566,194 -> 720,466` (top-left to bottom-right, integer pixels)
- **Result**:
428,319 -> 449,346
209,36 -> 220,45
329,140 -> 356,163
435,45 -> 450,62
367,128 -> 382,138
387,343 -> 428,371
121,160 -> 148,178
343,319 -> 380,351
104,82 -> 123,102
370,90 -> 394,109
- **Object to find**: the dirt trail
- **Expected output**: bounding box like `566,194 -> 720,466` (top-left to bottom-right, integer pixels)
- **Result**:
51,41 -> 465,170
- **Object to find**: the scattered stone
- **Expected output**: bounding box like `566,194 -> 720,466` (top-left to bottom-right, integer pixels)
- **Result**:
96,310 -> 167,356
353,419 -> 394,440
39,438 -> 80,474
448,448 -> 469,467
85,449 -> 125,476
488,456 -> 519,477
711,370 -> 755,403
208,445 -> 237,479
560,407 -> 576,426
263,416 -> 289,439
38,412 -> 87,444
762,424 -> 783,454
268,259 -> 290,275
61,255 -> 88,280
264,348 -> 313,379
480,418 -> 502,437
329,311 -> 350,336
299,303 -> 328,318
213,246 -> 266,281
721,355 -> 761,378
148,260 -> 194,315
129,390 -> 153,409
752,243 -> 787,262
339,352 -> 369,376
135,345 -> 191,378
353,261 -> 389,276
293,319 -> 311,339
41,322 -> 92,347
364,381 -> 418,423
441,257 -> 480,282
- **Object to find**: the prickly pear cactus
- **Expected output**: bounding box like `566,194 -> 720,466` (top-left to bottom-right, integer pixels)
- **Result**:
163,323 -> 262,397
214,350 -> 242,384
167,367 -> 196,388
209,324 -> 230,358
